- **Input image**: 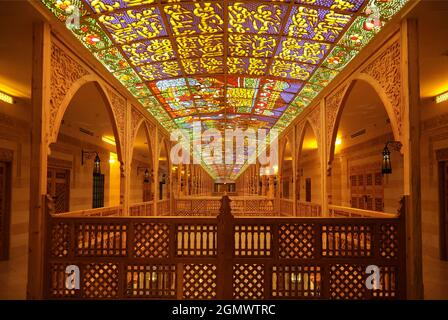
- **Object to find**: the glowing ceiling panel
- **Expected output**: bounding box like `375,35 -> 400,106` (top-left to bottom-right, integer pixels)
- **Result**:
41,0 -> 409,179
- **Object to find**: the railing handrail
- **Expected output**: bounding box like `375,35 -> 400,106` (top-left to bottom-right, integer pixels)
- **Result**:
297,200 -> 321,206
328,204 -> 398,218
53,205 -> 122,217
129,200 -> 153,207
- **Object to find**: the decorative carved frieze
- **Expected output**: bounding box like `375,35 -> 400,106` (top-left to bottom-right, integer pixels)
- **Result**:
106,88 -> 126,154
307,106 -> 321,146
325,85 -> 348,153
131,106 -> 144,144
362,40 -> 402,136
296,121 -> 306,151
49,43 -> 89,142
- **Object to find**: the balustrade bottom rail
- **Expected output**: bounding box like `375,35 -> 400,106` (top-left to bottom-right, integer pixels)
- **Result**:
44,196 -> 406,300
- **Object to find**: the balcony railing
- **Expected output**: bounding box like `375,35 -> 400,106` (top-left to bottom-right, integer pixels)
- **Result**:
44,195 -> 406,300
129,201 -> 153,216
297,201 -> 322,217
56,206 -> 123,217
328,205 -> 397,218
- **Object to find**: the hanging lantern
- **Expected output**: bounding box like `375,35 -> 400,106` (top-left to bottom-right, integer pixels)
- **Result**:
93,153 -> 101,175
144,169 -> 150,183
381,141 -> 402,175
381,146 -> 392,175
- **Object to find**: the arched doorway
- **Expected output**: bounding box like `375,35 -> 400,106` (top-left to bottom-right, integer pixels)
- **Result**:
47,82 -> 122,213
297,122 -> 321,205
130,122 -> 153,204
328,80 -> 403,213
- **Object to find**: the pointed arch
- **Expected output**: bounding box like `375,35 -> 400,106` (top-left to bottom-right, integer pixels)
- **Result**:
49,75 -> 124,162
328,77 -> 401,164
297,119 -> 320,162
130,120 -> 153,167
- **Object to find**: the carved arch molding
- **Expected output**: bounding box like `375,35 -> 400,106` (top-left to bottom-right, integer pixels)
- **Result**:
325,38 -> 402,164
48,41 -> 127,156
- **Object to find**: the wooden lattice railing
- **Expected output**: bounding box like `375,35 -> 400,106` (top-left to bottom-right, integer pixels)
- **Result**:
297,201 -> 322,217
174,198 -> 221,216
129,201 -> 153,216
328,205 -> 396,218
156,199 -> 170,215
55,206 -> 123,217
230,198 -> 277,216
280,198 -> 294,215
44,196 -> 406,300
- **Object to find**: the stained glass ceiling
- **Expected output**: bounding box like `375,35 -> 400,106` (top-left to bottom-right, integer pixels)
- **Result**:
42,0 -> 408,179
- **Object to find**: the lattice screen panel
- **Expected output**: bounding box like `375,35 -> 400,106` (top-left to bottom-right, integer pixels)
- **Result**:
176,224 -> 217,257
322,224 -> 372,257
50,222 -> 70,258
125,264 -> 176,298
234,225 -> 271,256
133,223 -> 170,258
83,263 -> 119,298
271,265 -> 321,298
233,264 -> 265,299
379,223 -> 399,259
183,264 -> 217,300
278,224 -> 315,259
329,264 -> 366,300
48,263 -> 78,298
372,266 -> 398,298
75,223 -> 127,256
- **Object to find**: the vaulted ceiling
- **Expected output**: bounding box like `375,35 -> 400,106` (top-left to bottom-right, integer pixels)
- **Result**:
41,0 -> 408,179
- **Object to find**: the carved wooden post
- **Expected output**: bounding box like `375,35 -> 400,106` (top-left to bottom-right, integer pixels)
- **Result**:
28,22 -> 51,299
401,18 -> 423,299
217,195 -> 233,299
153,127 -> 159,215
320,99 -> 329,217
122,101 -> 132,216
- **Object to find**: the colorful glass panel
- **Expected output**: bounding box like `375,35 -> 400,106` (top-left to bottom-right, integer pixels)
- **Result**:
41,0 -> 409,179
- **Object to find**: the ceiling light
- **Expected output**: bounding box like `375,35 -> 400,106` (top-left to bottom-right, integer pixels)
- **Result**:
0,91 -> 14,104
102,135 -> 116,146
435,90 -> 448,104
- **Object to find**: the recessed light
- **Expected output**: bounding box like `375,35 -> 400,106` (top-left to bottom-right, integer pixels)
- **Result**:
0,91 -> 14,104
435,91 -> 448,104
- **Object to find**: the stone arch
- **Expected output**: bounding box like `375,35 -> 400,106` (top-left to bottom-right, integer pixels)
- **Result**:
279,135 -> 292,174
130,120 -> 153,165
297,119 -> 320,161
296,119 -> 321,204
328,76 -> 401,165
49,75 -> 124,162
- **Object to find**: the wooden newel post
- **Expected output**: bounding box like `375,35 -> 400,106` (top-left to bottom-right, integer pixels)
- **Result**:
217,195 -> 233,299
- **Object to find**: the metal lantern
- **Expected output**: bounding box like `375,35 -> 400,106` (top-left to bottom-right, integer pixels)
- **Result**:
93,153 -> 101,175
144,169 -> 150,183
381,141 -> 402,175
381,146 -> 392,174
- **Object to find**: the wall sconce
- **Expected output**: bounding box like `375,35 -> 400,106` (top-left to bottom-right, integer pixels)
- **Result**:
381,141 -> 402,175
81,150 -> 101,174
